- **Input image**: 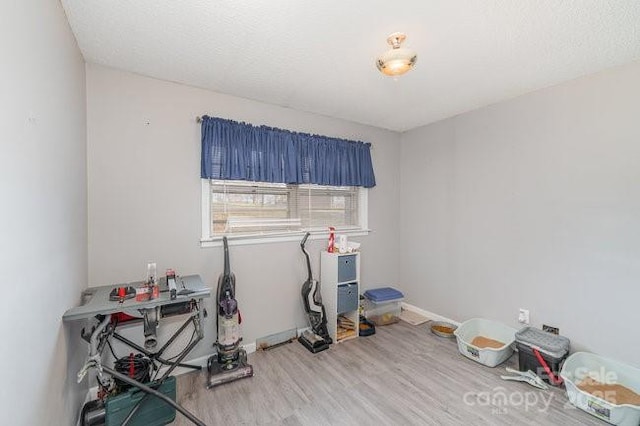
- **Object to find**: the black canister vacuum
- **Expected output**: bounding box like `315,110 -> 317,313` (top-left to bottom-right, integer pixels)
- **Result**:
207,236 -> 253,388
298,232 -> 332,353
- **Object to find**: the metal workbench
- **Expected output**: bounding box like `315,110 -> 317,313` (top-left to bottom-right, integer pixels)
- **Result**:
63,274 -> 210,322
63,274 -> 210,426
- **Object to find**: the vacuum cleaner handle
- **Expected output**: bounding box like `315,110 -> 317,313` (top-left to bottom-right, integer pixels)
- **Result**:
301,232 -> 310,247
223,236 -> 230,276
300,232 -> 312,282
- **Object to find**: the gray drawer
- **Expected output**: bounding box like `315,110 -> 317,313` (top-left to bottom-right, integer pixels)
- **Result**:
337,254 -> 357,282
337,283 -> 358,314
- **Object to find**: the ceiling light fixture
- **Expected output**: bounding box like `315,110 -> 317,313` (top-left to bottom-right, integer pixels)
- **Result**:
376,32 -> 417,77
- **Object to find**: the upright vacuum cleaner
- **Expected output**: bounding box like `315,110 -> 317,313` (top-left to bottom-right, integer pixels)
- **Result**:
207,236 -> 254,388
298,232 -> 332,353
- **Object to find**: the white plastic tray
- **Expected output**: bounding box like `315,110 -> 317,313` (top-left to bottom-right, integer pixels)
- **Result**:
453,318 -> 517,367
560,352 -> 640,426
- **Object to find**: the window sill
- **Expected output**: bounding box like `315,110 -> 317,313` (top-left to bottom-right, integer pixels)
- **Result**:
200,229 -> 371,248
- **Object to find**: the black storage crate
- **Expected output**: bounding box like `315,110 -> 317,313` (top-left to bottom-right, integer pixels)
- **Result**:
516,342 -> 567,386
515,327 -> 570,387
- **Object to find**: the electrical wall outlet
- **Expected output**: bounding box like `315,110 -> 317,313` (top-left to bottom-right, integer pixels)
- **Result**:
518,308 -> 530,325
543,324 -> 559,335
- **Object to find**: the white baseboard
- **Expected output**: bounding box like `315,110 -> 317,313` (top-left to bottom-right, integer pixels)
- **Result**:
401,302 -> 461,326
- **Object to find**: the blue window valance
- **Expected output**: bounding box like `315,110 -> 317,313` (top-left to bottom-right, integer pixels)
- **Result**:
201,116 -> 376,188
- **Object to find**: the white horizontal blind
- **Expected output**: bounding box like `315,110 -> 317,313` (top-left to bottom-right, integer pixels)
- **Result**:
295,185 -> 358,230
209,180 -> 359,237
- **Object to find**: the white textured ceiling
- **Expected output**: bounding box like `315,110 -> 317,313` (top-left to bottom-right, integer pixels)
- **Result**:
61,0 -> 640,132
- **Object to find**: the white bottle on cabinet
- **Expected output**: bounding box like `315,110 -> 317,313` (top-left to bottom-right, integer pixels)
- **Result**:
320,251 -> 360,343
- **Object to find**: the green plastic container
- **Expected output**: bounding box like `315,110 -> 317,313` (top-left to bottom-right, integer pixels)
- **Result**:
105,376 -> 176,426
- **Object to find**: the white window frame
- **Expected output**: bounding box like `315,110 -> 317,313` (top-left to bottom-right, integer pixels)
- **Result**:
200,180 -> 370,247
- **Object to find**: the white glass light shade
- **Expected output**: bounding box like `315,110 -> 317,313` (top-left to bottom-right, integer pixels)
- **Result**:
376,47 -> 417,76
376,32 -> 417,77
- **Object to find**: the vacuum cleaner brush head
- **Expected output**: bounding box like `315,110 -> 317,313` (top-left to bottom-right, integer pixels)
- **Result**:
298,330 -> 330,354
207,350 -> 254,388
207,363 -> 253,388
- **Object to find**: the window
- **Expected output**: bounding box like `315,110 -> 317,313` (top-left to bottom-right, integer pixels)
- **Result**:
201,179 -> 368,245
199,117 -> 376,245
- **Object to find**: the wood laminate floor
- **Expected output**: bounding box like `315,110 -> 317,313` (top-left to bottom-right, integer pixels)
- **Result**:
174,321 -> 603,425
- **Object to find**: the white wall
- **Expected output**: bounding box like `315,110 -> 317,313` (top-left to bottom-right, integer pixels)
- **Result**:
400,61 -> 640,367
0,1 -> 87,424
86,64 -> 401,359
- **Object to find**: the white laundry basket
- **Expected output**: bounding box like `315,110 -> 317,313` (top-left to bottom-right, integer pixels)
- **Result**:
453,318 -> 517,367
560,352 -> 640,426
